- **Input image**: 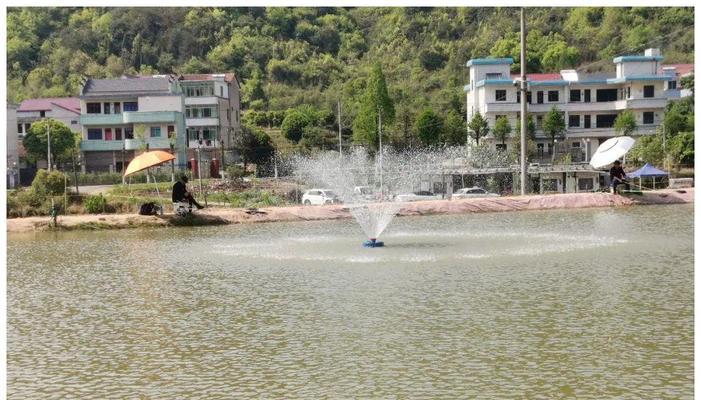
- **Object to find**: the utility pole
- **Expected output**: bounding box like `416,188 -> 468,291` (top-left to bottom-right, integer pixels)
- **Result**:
338,100 -> 342,158
46,121 -> 51,172
519,7 -> 528,196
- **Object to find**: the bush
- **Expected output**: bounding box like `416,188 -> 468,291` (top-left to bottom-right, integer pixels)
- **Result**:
84,194 -> 107,214
31,169 -> 67,195
226,165 -> 246,181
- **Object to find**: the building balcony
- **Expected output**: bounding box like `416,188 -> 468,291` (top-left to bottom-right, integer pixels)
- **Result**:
185,96 -> 219,106
80,140 -> 125,152
186,117 -> 220,127
188,139 -> 220,149
124,137 -> 173,151
565,125 -> 659,138
123,111 -> 180,124
80,114 -> 124,126
620,98 -> 667,110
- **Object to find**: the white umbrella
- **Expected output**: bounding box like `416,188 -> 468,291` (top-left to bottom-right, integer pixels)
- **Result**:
589,136 -> 636,169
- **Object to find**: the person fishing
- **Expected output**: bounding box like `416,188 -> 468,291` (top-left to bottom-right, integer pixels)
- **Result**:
609,160 -> 629,194
172,174 -> 204,210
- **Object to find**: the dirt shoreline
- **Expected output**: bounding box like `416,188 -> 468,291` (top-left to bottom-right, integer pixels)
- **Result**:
6,188 -> 693,234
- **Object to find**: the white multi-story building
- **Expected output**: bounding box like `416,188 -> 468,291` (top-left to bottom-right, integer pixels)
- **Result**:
465,48 -> 684,164
79,75 -> 187,173
179,73 -> 242,171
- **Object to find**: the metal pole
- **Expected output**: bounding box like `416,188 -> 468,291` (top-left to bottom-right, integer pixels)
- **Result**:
520,7 -> 528,196
46,120 -> 51,172
338,100 -> 342,158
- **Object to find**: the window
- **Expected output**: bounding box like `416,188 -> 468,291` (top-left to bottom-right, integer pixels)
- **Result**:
71,120 -> 78,125
115,128 -> 123,140
87,103 -> 101,114
644,85 -> 655,98
496,143 -> 507,151
167,125 -> 175,138
114,103 -> 121,114
17,124 -> 23,133
537,91 -> 544,104
584,115 -> 591,128
568,115 -> 580,128
537,143 -> 545,157
584,89 -> 591,102
486,73 -> 502,79
536,115 -> 543,128
596,89 -> 618,102
87,128 -> 102,140
203,108 -> 212,118
626,87 -> 631,99
123,102 -> 138,112
103,102 -> 111,114
569,89 -> 581,102
668,80 -> 677,90
596,114 -> 617,128
192,108 -> 200,118
150,127 -> 161,137
643,112 -> 654,124
495,90 -> 507,102
104,128 -> 113,141
25,123 -> 31,132
220,87 -> 223,97
40,111 -> 46,118
124,127 -> 134,139
548,90 -> 559,102
578,178 -> 594,191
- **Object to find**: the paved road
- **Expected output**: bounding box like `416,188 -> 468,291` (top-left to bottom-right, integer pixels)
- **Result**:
77,185 -> 115,195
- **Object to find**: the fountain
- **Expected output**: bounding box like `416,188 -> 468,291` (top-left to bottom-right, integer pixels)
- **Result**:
290,144 -> 513,247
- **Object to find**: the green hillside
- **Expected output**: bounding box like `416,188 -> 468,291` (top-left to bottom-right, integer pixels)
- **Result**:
7,7 -> 694,147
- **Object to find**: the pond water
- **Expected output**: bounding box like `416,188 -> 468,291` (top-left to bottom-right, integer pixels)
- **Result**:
7,204 -> 693,398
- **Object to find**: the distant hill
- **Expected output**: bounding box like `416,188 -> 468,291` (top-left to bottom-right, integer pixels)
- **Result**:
8,7 -> 694,127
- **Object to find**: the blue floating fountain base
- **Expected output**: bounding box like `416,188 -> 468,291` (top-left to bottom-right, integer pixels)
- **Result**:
363,238 -> 384,248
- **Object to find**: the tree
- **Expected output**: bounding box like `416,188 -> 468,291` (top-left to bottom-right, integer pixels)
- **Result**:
680,74 -> 694,96
614,110 -> 637,136
352,63 -> 395,150
467,111 -> 489,146
280,109 -> 308,143
234,125 -> 275,171
415,109 -> 443,146
442,110 -> 466,146
241,68 -> 267,108
515,114 -> 536,140
492,116 -> 512,147
669,131 -> 694,168
23,119 -> 76,167
542,106 -> 566,148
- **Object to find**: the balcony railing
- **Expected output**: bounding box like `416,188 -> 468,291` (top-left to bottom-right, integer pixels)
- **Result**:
80,114 -> 124,126
80,140 -> 125,152
124,137 -> 172,150
123,111 -> 179,124
81,111 -> 180,125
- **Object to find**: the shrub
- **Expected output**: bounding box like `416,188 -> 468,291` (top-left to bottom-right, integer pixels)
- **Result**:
226,165 -> 246,181
31,169 -> 67,196
84,194 -> 107,214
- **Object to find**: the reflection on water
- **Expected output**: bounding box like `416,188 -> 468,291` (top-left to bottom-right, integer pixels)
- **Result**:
7,204 -> 693,398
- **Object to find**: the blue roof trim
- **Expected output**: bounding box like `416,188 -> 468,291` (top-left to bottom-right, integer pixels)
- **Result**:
466,58 -> 514,67
607,75 -> 671,84
475,79 -> 514,87
528,80 -> 568,87
613,55 -> 664,63
575,79 -> 610,85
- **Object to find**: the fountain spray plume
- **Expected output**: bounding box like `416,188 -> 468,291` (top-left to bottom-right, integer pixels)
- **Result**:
289,144 -> 514,246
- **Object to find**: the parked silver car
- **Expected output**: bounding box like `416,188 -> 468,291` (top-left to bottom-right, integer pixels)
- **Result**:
394,191 -> 442,202
452,187 -> 500,199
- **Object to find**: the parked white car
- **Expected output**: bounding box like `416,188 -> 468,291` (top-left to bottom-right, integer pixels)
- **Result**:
394,191 -> 441,202
302,189 -> 341,205
452,187 -> 500,199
